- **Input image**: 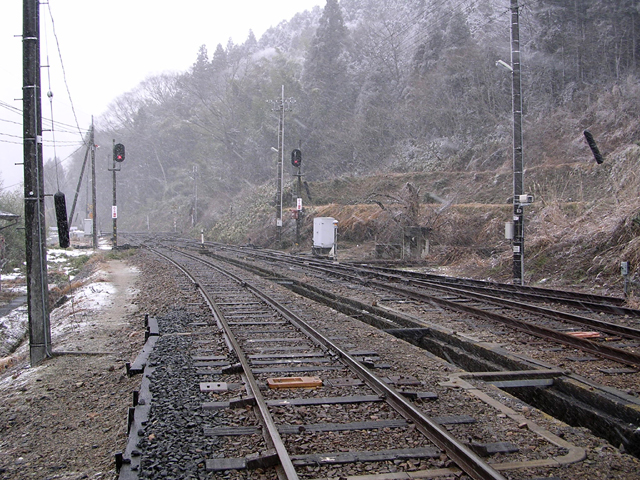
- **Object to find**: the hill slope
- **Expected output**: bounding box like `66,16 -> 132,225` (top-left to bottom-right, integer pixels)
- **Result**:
207,143 -> 640,298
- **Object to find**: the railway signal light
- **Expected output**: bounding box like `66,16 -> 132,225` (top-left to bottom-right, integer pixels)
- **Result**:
291,149 -> 302,168
113,143 -> 125,162
583,130 -> 604,164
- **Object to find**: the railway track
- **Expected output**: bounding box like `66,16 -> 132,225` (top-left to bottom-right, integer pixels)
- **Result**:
139,239 -> 640,456
179,241 -> 640,369
117,241 -> 597,479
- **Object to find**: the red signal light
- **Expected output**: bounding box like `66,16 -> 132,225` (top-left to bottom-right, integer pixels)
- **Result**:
113,143 -> 125,162
291,149 -> 302,167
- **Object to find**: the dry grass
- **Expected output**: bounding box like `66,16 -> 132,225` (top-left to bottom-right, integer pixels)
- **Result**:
208,142 -> 640,293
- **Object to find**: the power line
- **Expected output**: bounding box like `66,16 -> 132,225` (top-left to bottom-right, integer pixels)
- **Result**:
43,7 -> 61,190
45,1 -> 86,143
0,100 -> 83,131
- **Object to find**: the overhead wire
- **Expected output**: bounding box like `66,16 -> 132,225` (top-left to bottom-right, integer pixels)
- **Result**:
0,101 -> 85,133
45,1 -> 85,143
42,3 -> 61,190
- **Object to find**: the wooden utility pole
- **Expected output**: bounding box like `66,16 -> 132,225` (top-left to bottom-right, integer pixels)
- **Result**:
23,0 -> 51,365
510,0 -> 525,285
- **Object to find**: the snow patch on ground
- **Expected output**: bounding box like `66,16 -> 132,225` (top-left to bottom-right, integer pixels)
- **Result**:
0,270 -> 117,360
0,247 -> 122,362
50,275 -> 117,338
0,305 -> 28,357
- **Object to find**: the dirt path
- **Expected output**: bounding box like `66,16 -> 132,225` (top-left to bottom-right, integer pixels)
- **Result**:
0,259 -> 145,479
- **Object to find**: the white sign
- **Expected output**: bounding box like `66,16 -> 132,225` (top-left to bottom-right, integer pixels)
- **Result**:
296,198 -> 302,211
112,206 -> 117,219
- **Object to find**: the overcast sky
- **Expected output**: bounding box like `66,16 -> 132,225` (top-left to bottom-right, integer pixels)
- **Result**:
0,0 -> 324,192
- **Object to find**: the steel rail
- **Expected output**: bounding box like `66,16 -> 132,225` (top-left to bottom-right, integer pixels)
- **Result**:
163,246 -> 508,480
146,246 -> 299,480
139,237 -> 632,314
408,281 -> 640,340
198,242 -> 639,318
196,246 -> 640,367
348,262 -> 630,308
190,240 -> 626,307
409,278 -> 639,317
372,280 -> 640,367
226,247 -> 640,343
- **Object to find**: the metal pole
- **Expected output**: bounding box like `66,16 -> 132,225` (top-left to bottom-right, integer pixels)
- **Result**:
296,164 -> 302,245
23,0 -> 51,365
91,118 -> 97,249
68,144 -> 90,229
112,139 -> 117,248
510,0 -> 524,285
276,86 -> 285,243
193,165 -> 198,227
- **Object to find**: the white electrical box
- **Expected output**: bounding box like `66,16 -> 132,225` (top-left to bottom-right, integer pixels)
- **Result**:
621,261 -> 630,276
518,194 -> 534,205
84,219 -> 93,235
313,217 -> 337,248
505,222 -> 514,240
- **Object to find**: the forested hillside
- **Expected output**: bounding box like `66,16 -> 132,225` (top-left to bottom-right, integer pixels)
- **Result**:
56,0 -> 640,275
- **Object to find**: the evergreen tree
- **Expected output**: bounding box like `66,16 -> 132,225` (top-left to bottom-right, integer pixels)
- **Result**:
302,0 -> 356,175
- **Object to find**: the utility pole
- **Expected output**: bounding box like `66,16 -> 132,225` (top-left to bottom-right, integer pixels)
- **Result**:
510,0 -> 525,285
192,165 -> 198,227
269,86 -> 294,244
91,117 -> 97,249
23,0 -> 51,365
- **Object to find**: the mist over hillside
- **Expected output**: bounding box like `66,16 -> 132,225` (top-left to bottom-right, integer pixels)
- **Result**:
51,0 -> 640,288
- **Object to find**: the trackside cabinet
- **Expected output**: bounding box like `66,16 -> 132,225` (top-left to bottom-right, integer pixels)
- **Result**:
312,217 -> 338,259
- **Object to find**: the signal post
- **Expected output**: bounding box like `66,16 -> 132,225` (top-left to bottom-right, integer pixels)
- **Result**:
110,141 -> 125,248
291,148 -> 303,245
